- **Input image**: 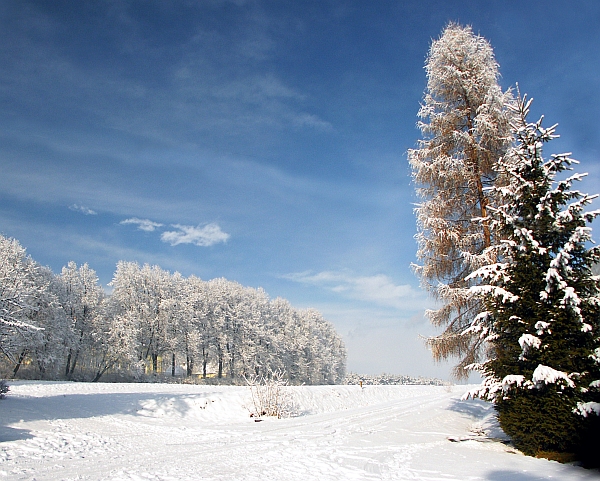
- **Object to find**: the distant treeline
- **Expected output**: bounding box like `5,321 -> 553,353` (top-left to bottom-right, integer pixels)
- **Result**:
0,234 -> 346,384
344,372 -> 448,386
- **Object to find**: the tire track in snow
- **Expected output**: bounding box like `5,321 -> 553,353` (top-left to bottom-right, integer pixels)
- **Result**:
3,390 -> 447,481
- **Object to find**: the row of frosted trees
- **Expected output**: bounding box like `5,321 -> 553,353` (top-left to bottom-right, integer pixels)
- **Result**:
0,235 -> 346,384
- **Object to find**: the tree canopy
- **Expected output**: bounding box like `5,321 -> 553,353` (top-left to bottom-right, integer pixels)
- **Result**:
0,234 -> 346,385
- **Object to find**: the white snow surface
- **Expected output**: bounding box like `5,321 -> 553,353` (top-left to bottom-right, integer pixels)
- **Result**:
1,381 -> 597,480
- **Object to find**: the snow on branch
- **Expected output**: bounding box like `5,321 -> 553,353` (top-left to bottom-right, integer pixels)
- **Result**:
469,284 -> 519,303
531,364 -> 575,389
576,402 -> 600,417
518,334 -> 541,360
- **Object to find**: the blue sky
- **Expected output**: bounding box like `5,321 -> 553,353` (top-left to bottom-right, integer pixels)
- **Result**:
1,1 -> 599,380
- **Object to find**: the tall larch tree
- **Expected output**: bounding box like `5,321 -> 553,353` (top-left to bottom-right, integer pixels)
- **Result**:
408,23 -> 514,377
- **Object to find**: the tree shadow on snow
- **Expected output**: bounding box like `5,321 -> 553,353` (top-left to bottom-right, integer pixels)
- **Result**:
486,470 -> 589,480
445,396 -> 509,442
0,425 -> 33,442
0,390 -> 225,427
446,396 -> 493,420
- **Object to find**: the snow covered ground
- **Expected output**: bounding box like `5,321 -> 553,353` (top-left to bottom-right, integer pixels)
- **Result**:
0,382 -> 597,480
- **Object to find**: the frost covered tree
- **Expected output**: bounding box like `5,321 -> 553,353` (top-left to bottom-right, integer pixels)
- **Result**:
408,23 -> 514,376
26,265 -> 69,379
87,295 -> 139,382
109,262 -> 175,373
0,235 -> 43,343
0,236 -> 69,378
298,308 -> 347,384
185,276 -> 214,378
58,262 -> 104,379
1,236 -> 346,384
467,95 -> 600,461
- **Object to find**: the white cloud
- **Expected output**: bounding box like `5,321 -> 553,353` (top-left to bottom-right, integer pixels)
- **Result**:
120,217 -> 164,232
69,204 -> 97,215
283,270 -> 426,310
293,113 -> 333,132
161,223 -> 230,247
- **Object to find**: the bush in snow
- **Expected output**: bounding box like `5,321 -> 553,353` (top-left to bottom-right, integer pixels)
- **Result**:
0,379 -> 9,399
465,94 -> 600,464
245,369 -> 298,419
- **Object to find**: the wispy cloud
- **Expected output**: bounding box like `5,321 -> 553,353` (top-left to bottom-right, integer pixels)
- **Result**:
69,204 -> 97,215
283,270 -> 426,310
161,223 -> 230,247
293,113 -> 333,132
120,218 -> 164,232
213,74 -> 302,102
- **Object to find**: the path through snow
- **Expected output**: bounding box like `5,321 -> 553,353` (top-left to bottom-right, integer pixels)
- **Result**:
0,382 -> 597,480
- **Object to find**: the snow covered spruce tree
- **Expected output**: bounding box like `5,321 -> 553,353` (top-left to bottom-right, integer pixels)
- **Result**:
408,24 -> 513,376
467,95 -> 600,461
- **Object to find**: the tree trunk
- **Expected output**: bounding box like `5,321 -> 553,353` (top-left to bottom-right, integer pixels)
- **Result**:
68,348 -> 81,380
186,355 -> 194,377
37,353 -> 47,380
171,352 -> 176,377
65,349 -> 73,378
202,345 -> 208,379
227,343 -> 235,379
217,346 -> 223,379
466,110 -> 491,249
12,349 -> 27,378
92,354 -> 111,382
475,173 -> 491,248
92,366 -> 109,382
67,330 -> 85,379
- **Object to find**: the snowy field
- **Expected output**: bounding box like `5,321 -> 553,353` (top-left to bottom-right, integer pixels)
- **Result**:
0,382 -> 597,480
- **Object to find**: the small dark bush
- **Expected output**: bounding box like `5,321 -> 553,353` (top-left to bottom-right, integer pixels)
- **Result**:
0,379 -> 9,399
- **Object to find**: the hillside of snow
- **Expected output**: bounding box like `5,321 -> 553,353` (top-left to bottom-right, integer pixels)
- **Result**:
0,382 -> 597,480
